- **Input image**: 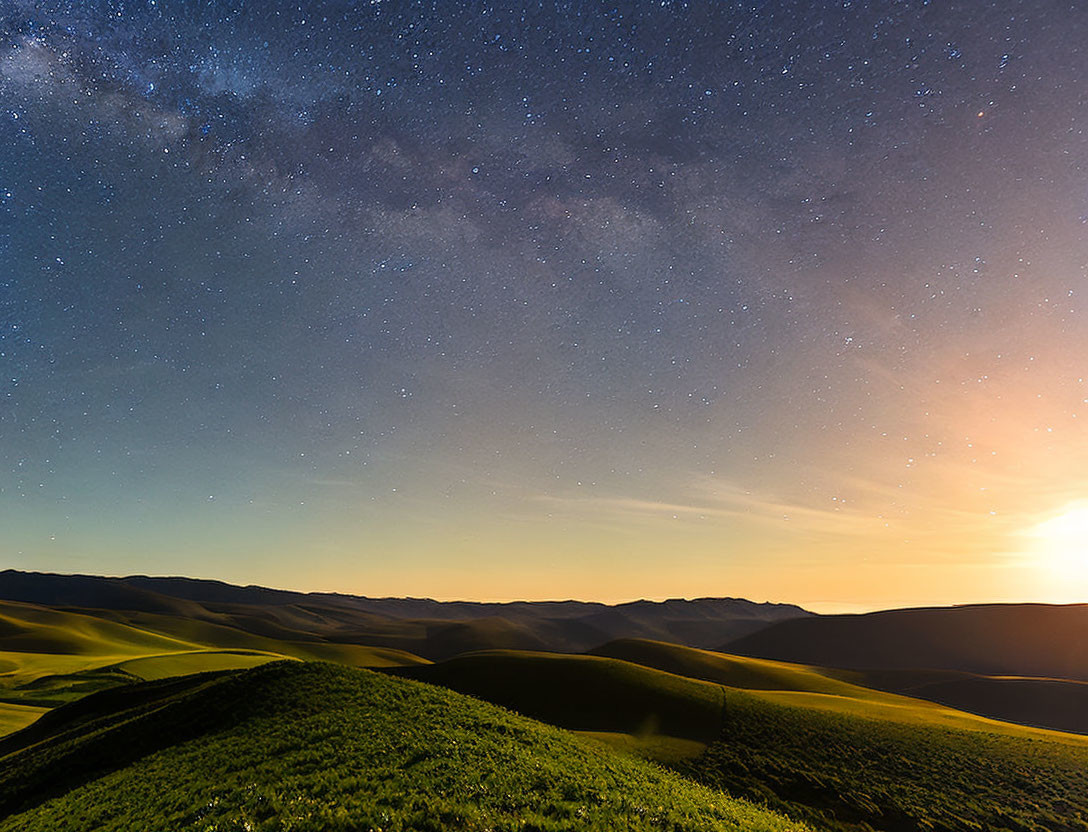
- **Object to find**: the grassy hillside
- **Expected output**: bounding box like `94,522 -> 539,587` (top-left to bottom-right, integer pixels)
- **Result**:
0,661 -> 803,832
393,650 -> 726,743
396,642 -> 1088,752
0,703 -> 46,736
591,638 -> 863,695
680,687 -> 1088,832
0,599 -> 428,714
0,598 -> 434,732
79,605 -> 431,669
5,596 -> 1088,831
591,638 -> 1088,739
399,641 -> 1088,831
0,600 -> 219,710
0,601 -> 200,669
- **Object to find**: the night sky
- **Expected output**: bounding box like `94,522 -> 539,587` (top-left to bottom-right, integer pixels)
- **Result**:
3,1 -> 1087,608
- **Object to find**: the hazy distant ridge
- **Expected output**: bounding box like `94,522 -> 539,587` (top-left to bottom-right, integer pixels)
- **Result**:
0,569 -> 810,659
725,603 -> 1088,679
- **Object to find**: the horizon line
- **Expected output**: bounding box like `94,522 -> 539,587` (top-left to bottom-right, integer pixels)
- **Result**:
5,567 -> 1086,614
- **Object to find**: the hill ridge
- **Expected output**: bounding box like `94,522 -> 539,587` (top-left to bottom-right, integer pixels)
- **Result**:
0,569 -> 808,613
0,569 -> 811,659
0,661 -> 801,832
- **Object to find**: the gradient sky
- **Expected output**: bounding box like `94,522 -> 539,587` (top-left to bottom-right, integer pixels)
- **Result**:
2,1 -> 1088,610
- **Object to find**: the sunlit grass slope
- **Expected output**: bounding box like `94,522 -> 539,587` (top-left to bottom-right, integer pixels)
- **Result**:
0,661 -> 804,832
591,638 -> 1088,741
591,638 -> 864,695
0,600 -> 428,716
111,649 -> 280,680
80,605 -> 432,666
0,703 -> 47,736
0,600 -> 213,710
0,601 -> 200,680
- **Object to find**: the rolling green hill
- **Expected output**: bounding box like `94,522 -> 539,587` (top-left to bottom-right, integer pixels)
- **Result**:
0,600 -> 200,668
0,661 -> 803,832
9,569 -> 1086,740
7,570 -> 1088,832
591,638 -> 864,695
393,650 -> 726,744
5,587 -> 1088,832
0,599 -> 428,713
399,641 -> 1088,831
0,703 -> 46,736
435,639 -> 1085,743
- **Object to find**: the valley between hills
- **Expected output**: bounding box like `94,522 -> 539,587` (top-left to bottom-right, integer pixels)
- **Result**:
3,569 -> 1088,831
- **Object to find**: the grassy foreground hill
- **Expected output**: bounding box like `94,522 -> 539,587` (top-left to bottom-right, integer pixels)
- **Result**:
401,640 -> 1088,832
0,661 -> 803,832
681,688 -> 1088,832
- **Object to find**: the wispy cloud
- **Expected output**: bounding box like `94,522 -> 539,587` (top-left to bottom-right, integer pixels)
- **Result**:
536,476 -> 891,539
533,463 -> 1088,569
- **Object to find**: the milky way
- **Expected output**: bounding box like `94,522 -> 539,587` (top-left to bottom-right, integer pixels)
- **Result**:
3,1 -> 1087,607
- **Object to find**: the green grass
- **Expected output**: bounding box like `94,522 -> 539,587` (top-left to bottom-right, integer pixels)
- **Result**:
591,639 -> 1088,742
274,640 -> 429,668
112,649 -> 282,680
677,688 -> 1088,832
80,606 -> 434,667
592,639 -> 870,695
0,661 -> 805,832
575,731 -> 711,764
0,664 -> 141,708
0,600 -> 428,719
398,641 -> 1088,831
0,703 -> 47,736
8,597 -> 1088,832
0,601 -> 217,712
394,649 -> 726,744
744,687 -> 1088,739
0,601 -> 200,662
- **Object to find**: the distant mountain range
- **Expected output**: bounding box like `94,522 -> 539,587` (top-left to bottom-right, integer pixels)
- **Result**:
0,569 -> 810,660
7,568 -> 1088,735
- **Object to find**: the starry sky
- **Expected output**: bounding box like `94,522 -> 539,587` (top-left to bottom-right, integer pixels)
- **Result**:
2,1 -> 1087,609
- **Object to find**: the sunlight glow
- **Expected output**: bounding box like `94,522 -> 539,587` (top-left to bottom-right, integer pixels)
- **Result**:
1028,504 -> 1088,579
